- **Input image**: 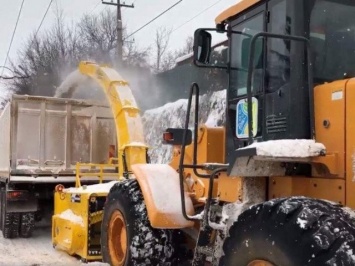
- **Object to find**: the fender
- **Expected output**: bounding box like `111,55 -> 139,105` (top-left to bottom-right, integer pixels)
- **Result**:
131,164 -> 195,229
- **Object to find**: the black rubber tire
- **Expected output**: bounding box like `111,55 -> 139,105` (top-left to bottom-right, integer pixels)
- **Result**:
220,197 -> 355,266
2,211 -> 20,239
20,212 -> 35,238
0,189 -> 21,239
0,188 -> 4,231
11,213 -> 20,238
101,179 -> 176,266
2,211 -> 12,238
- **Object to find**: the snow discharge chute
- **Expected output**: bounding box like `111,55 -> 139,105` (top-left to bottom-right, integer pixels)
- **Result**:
55,61 -> 147,177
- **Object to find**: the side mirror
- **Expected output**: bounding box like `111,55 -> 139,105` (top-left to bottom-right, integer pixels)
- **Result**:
163,128 -> 192,146
193,29 -> 212,64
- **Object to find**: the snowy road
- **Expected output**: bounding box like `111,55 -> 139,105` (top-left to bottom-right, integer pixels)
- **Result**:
0,225 -> 107,266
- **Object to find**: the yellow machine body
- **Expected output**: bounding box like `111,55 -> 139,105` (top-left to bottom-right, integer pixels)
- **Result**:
52,188 -> 111,260
52,159 -> 120,261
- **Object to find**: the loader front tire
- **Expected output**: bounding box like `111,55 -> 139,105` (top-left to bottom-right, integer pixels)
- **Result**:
101,179 -> 175,266
220,197 -> 355,266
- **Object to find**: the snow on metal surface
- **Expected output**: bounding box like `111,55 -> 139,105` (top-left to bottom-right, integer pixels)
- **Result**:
213,45 -> 227,54
213,177 -> 266,260
175,52 -> 193,64
240,139 -> 326,158
134,164 -> 194,225
64,181 -> 118,194
188,211 -> 204,220
58,209 -> 84,227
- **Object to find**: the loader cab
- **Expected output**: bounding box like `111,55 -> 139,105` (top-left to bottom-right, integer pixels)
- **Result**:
194,0 -> 355,167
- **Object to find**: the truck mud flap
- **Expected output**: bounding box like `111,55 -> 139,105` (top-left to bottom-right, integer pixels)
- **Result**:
6,191 -> 38,213
7,201 -> 38,213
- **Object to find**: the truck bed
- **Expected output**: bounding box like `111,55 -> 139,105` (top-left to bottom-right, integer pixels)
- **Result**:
0,95 -> 117,183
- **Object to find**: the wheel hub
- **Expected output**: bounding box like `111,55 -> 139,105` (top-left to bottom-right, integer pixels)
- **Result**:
108,210 -> 128,266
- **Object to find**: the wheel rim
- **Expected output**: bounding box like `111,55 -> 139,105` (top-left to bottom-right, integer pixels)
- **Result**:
248,260 -> 275,266
108,210 -> 128,266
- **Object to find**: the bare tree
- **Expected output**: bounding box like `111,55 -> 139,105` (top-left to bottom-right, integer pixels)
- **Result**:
9,7 -> 87,96
153,27 -> 172,73
175,36 -> 194,58
123,39 -> 150,68
78,9 -> 117,64
9,8 -> 151,96
154,35 -> 194,73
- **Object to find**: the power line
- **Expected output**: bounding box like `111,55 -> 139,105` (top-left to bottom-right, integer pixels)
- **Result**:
35,0 -> 54,37
1,0 -> 26,77
90,1 -> 101,13
172,0 -> 222,33
124,0 -> 182,40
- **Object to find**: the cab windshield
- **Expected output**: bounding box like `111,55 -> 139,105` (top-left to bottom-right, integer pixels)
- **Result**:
310,0 -> 355,82
229,0 -> 355,98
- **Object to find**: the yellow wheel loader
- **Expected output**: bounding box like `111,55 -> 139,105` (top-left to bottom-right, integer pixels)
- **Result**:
53,0 -> 355,265
101,0 -> 355,266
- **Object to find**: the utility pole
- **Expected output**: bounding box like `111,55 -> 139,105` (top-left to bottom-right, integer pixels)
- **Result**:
102,0 -> 134,66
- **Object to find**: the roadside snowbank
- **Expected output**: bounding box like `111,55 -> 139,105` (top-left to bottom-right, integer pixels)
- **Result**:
142,89 -> 226,164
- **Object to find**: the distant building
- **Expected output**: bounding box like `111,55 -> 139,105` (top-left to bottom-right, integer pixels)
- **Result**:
151,40 -> 228,109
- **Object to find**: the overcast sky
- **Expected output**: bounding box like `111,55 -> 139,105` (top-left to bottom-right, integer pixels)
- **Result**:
0,0 -> 240,76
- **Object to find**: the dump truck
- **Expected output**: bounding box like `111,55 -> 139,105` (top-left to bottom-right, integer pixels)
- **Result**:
0,94 -> 117,238
53,0 -> 355,265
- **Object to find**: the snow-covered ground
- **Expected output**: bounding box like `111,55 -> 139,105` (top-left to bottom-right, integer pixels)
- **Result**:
0,225 -> 107,266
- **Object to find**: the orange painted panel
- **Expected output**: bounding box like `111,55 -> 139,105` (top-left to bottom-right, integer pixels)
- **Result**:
314,81 -> 347,178
345,79 -> 355,208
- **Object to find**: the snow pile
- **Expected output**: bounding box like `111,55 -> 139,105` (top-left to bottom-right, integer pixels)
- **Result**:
64,181 -> 118,194
241,139 -> 326,158
142,89 -> 226,164
58,209 -> 84,227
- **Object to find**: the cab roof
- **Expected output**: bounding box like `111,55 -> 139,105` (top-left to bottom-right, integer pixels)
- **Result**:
215,0 -> 261,25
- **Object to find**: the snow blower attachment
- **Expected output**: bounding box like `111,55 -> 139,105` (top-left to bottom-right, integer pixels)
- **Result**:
52,161 -> 119,262
51,61 -> 149,262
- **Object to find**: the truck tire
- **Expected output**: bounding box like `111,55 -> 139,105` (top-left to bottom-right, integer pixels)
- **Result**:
220,197 -> 355,266
101,179 -> 176,266
1,211 -> 20,239
1,188 -> 20,239
20,212 -> 35,238
0,188 -> 4,230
